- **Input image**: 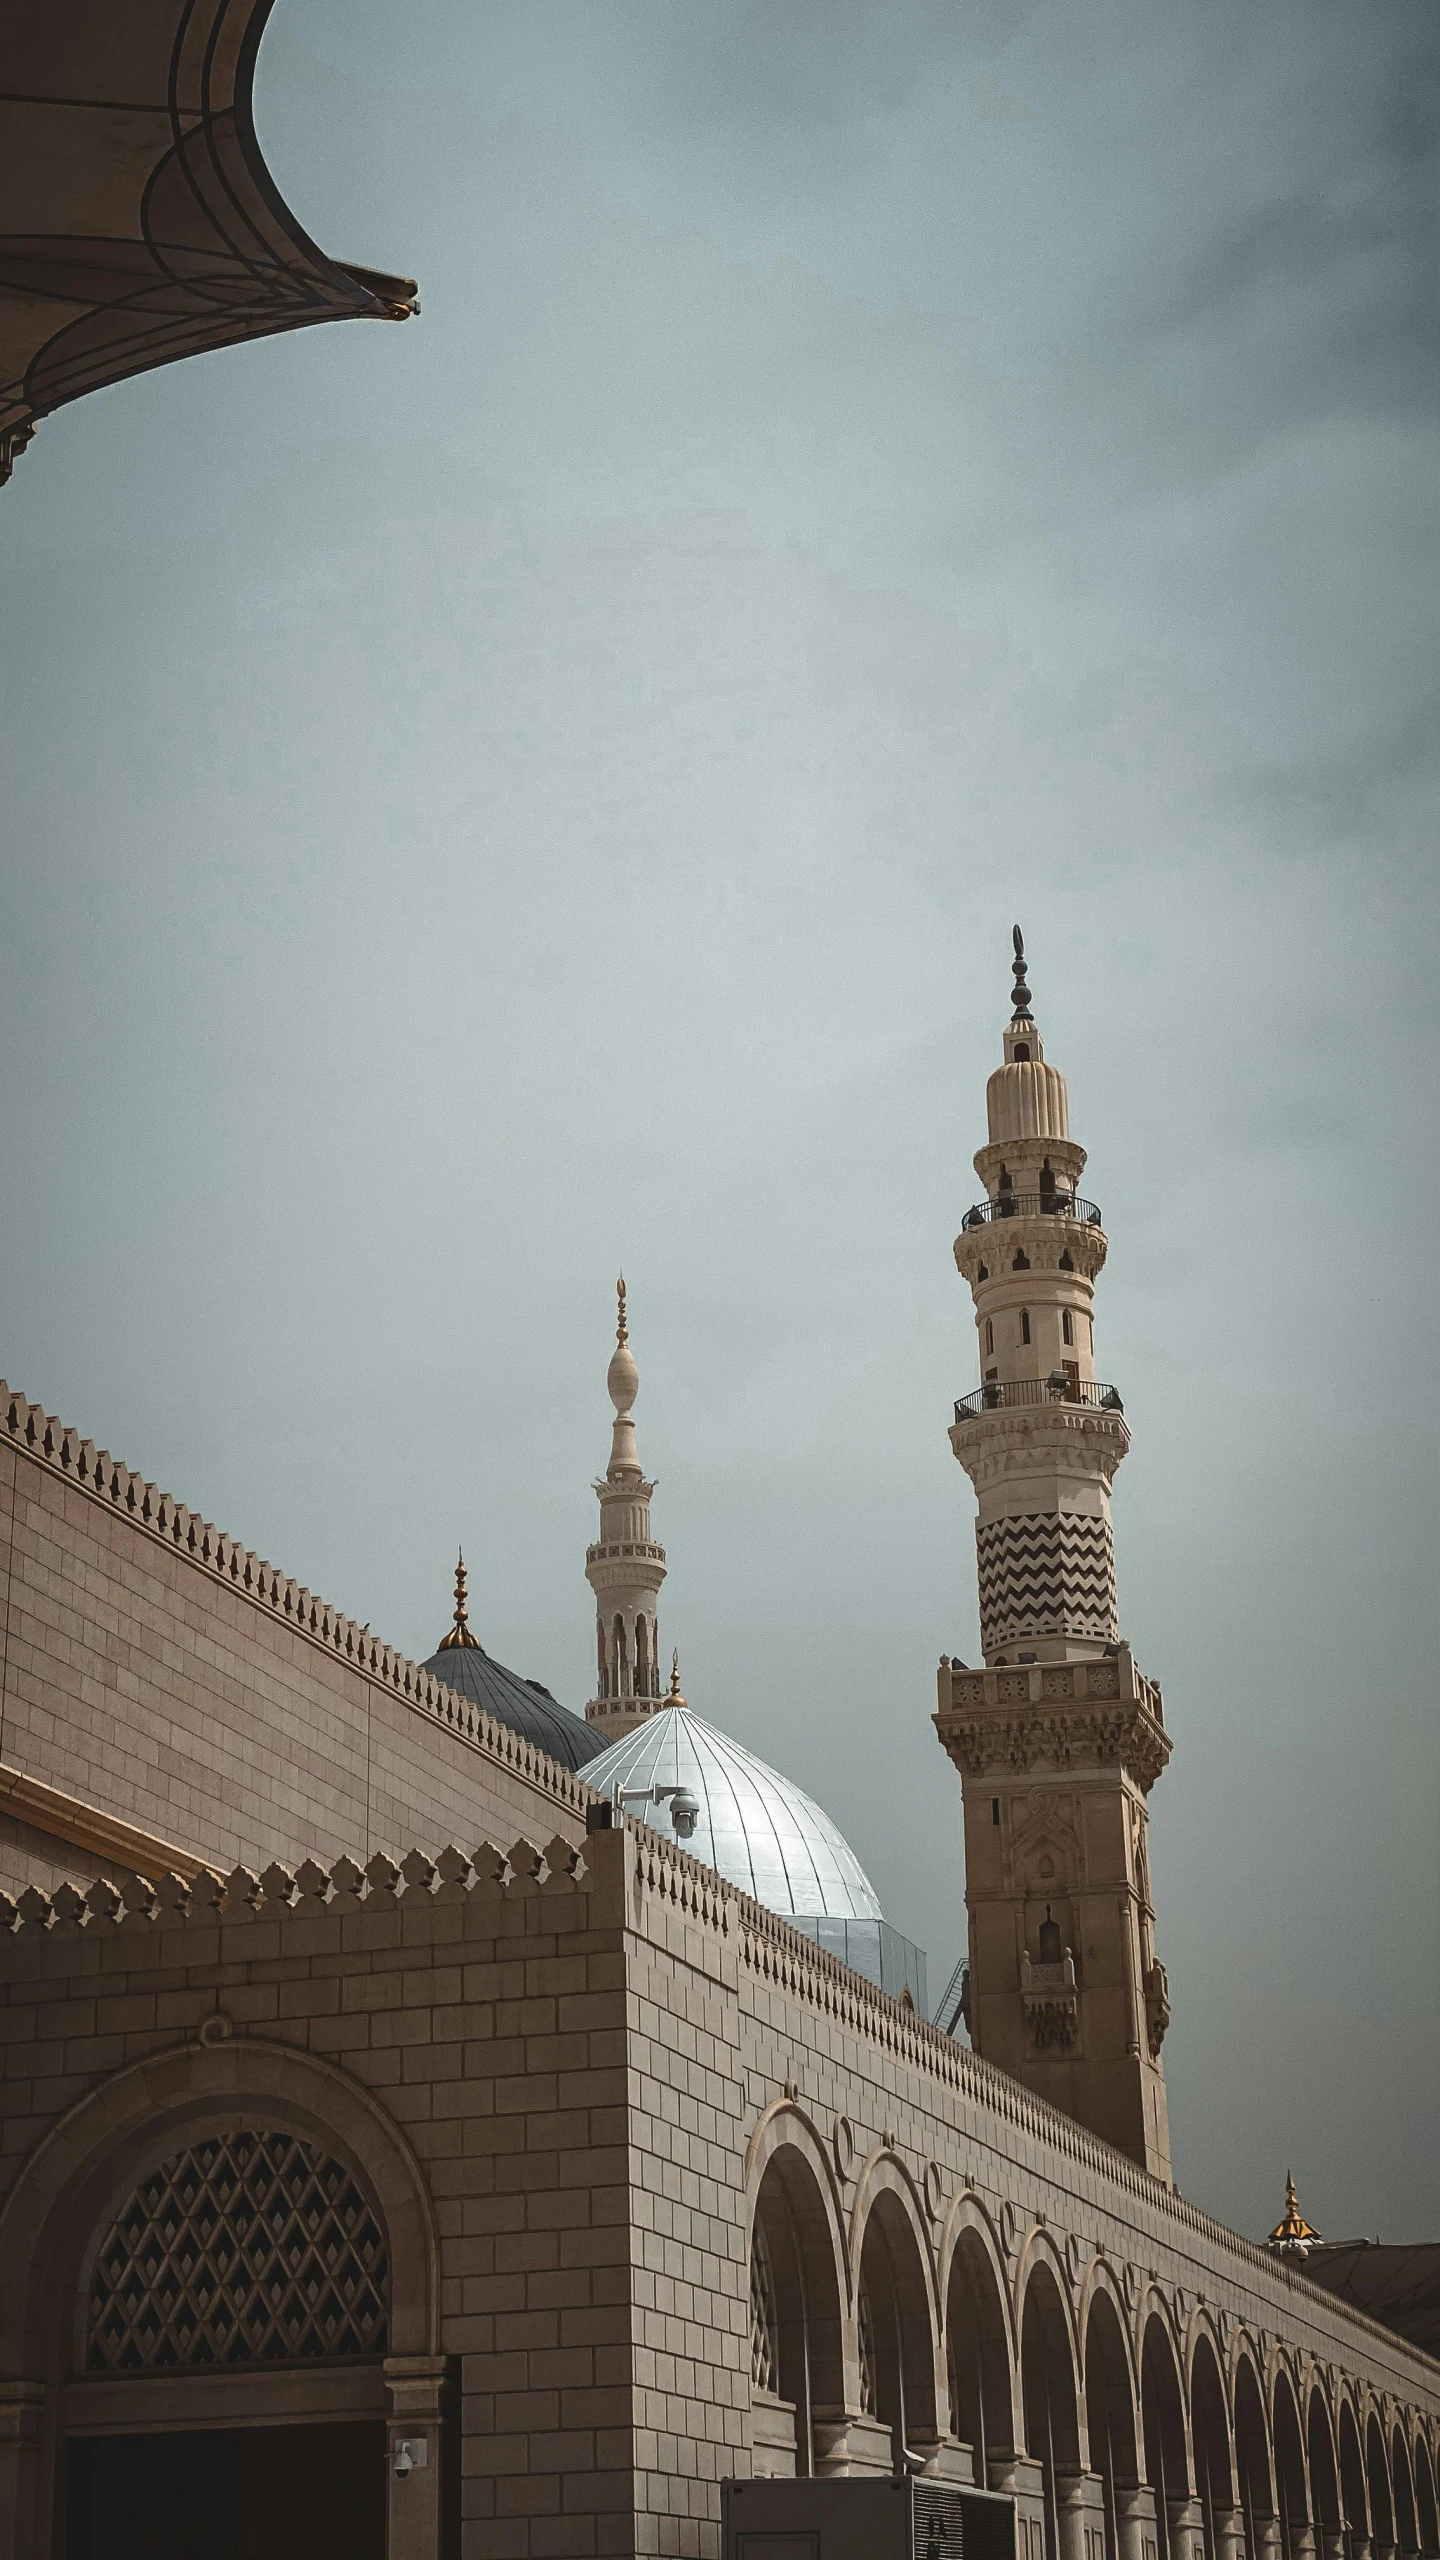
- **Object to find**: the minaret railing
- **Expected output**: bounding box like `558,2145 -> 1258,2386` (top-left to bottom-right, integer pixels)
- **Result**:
954,1376 -> 1124,1421
960,1192 -> 1103,1228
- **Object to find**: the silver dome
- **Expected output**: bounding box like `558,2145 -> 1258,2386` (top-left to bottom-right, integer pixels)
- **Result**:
584,1703 -> 883,1923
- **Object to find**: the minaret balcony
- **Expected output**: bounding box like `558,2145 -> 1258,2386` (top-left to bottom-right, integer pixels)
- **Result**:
960,1190 -> 1102,1229
954,1376 -> 1123,1423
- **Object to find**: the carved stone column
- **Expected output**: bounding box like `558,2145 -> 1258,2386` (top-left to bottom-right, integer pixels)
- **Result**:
1116,2480 -> 1161,2560
992,2455 -> 1052,2560
0,2383 -> 45,2560
1169,2498 -> 1209,2560
1214,2503 -> 1248,2560
1059,2470 -> 1110,2560
1256,2517 -> 1284,2560
1321,2532 -> 1348,2560
811,2410 -> 894,2476
1291,2526 -> 1318,2560
385,2352 -> 447,2560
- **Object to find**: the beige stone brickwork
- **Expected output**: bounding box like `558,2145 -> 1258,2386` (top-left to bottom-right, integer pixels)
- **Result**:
0,1829 -> 1434,2560
0,1388 -> 591,1897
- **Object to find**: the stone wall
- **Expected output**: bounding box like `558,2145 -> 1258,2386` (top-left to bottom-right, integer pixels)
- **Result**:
0,1385 -> 591,1895
1,1826 -> 1433,2560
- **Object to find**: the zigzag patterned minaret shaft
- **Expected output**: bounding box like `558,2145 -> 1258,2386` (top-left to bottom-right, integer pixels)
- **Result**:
934,931 -> 1174,2181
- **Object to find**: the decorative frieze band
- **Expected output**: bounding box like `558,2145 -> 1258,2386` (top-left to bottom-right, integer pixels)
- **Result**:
976,1509 -> 1118,1651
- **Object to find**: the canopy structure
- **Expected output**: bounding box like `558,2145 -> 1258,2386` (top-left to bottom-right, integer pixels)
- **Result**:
0,0 -> 417,485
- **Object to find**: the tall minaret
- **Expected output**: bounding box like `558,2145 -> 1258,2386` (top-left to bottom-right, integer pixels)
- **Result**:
584,1279 -> 669,1745
934,930 -> 1174,2181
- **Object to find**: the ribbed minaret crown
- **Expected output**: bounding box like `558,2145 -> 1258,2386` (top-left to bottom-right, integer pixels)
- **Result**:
933,927 -> 1174,2182
584,1280 -> 668,1741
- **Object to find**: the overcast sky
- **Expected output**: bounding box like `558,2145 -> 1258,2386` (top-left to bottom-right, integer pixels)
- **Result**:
1,0 -> 1435,2242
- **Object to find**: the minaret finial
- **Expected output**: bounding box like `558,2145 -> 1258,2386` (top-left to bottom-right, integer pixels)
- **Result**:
666,1649 -> 685,1705
436,1548 -> 480,1652
617,1274 -> 628,1346
1010,924 -> 1033,1022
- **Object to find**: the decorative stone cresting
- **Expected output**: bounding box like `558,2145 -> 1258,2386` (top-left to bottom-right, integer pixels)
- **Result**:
0,1379 -> 593,1811
0,1834 -> 588,1933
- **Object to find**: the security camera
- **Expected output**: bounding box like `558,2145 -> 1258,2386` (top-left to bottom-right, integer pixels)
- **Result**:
393,2439 -> 427,2480
669,1787 -> 700,1840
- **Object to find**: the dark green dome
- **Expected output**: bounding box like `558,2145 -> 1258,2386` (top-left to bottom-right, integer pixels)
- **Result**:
422,1554 -> 604,1775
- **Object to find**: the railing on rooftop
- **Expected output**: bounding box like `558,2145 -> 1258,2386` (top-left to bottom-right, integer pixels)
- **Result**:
954,1376 -> 1124,1423
960,1191 -> 1103,1229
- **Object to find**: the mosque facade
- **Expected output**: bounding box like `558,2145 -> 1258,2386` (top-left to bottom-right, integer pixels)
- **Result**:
0,948 -> 1434,2560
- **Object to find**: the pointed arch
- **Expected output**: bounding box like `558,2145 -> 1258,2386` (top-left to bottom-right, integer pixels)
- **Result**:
852,2155 -> 943,2461
1191,2331 -> 1234,2560
1369,2412 -> 1396,2552
1235,2350 -> 1275,2558
1272,2370 -> 1309,2560
1338,2398 -> 1369,2548
1086,2280 -> 1141,2560
1020,2254 -> 1083,2560
744,2104 -> 849,2479
1307,2387 -> 1342,2538
1412,2434 -> 1438,2557
1142,2311 -> 1193,2560
942,2198 -> 1021,2475
1393,2428 -> 1419,2557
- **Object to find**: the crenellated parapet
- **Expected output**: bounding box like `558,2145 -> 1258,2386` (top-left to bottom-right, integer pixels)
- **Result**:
0,1378 -> 596,1819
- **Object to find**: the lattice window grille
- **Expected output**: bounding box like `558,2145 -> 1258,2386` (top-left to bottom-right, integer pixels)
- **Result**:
858,2276 -> 879,2416
87,2129 -> 389,2371
750,2220 -> 779,2392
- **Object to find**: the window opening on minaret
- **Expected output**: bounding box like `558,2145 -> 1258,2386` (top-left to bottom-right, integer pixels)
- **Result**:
985,1320 -> 994,1355
1013,1043 -> 1029,1060
1020,1311 -> 1031,1345
1062,1310 -> 1074,1345
613,1616 -> 628,1695
1012,1250 -> 1030,1271
1059,1251 -> 1074,1272
1038,1907 -> 1063,1963
991,1799 -> 1000,1826
976,1262 -> 989,1281
635,1615 -> 649,1692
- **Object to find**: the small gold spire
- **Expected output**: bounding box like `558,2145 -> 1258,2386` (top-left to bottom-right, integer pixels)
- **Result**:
1266,2169 -> 1320,2250
436,1548 -> 480,1652
616,1274 -> 628,1346
666,1649 -> 685,1707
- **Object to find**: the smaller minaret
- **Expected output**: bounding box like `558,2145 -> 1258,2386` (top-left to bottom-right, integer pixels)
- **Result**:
584,1279 -> 668,1744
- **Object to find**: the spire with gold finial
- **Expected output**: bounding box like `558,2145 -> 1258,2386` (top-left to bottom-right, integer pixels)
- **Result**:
1010,922 -> 1033,1022
436,1549 -> 480,1653
1265,2171 -> 1321,2255
666,1649 -> 685,1707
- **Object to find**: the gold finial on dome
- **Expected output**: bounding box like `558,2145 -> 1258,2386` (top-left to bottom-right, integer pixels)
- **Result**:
616,1274 -> 628,1346
1265,2170 -> 1321,2253
666,1650 -> 686,1707
436,1549 -> 480,1652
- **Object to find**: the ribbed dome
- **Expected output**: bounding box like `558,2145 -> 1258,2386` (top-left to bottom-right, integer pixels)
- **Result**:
583,1704 -> 883,1922
422,1642 -> 606,1774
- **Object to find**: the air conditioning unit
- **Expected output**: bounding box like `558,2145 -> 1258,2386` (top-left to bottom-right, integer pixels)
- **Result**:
722,2475 -> 1017,2560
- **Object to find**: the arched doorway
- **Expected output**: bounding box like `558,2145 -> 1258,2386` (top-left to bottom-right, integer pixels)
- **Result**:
1020,2261 -> 1081,2560
1140,2317 -> 1190,2560
0,2040 -> 442,2560
1191,2337 -> 1233,2560
1368,2415 -> 1396,2557
1339,2402 -> 1370,2557
945,2224 -> 1016,2485
1085,2291 -> 1140,2560
1273,2375 -> 1309,2560
1235,2355 -> 1274,2560
749,2141 -> 846,2477
855,2187 -> 940,2465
